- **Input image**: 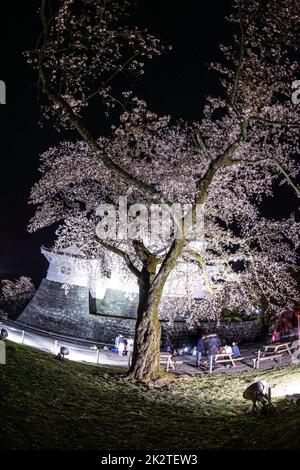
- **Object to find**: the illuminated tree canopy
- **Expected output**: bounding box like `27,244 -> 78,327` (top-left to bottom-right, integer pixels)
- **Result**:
28,0 -> 300,381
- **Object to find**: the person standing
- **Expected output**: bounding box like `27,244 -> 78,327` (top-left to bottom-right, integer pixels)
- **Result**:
118,335 -> 125,356
126,338 -> 134,366
196,336 -> 205,367
204,333 -> 221,356
115,334 -> 121,350
203,333 -> 221,370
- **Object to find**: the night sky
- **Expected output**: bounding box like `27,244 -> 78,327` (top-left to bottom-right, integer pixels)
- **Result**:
0,1 -> 298,286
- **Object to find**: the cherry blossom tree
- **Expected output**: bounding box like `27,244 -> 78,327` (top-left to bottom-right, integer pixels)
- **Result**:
28,0 -> 300,381
1,276 -> 35,299
0,277 -> 35,316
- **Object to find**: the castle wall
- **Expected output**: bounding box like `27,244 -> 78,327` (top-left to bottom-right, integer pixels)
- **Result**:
168,319 -> 262,345
18,279 -> 261,345
17,279 -> 138,342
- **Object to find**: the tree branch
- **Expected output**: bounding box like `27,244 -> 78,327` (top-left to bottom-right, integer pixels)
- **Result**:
229,0 -> 245,110
194,138 -> 242,210
250,115 -> 300,129
153,139 -> 243,291
194,131 -> 210,158
185,248 -> 215,294
132,240 -> 162,274
228,156 -> 300,198
95,237 -> 141,279
39,0 -> 158,197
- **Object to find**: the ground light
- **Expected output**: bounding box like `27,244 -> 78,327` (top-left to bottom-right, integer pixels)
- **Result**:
0,328 -> 8,340
57,346 -> 69,360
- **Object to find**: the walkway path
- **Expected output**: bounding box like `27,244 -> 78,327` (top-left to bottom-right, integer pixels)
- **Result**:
170,343 -> 294,375
0,318 -> 128,368
0,317 -> 297,375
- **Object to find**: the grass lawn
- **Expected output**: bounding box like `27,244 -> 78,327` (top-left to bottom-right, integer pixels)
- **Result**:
0,341 -> 300,450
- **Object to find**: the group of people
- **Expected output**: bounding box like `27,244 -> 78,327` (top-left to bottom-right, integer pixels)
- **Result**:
114,335 -> 134,365
269,308 -> 299,343
114,331 -> 242,369
195,332 -> 241,367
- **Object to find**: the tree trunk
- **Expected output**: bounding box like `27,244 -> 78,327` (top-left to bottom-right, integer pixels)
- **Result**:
127,238 -> 187,382
127,268 -> 166,382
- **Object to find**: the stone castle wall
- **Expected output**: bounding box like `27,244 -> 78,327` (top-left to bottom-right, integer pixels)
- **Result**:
167,319 -> 262,346
18,279 -> 261,345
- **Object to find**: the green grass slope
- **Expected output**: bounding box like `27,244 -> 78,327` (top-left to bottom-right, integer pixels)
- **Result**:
0,342 -> 300,450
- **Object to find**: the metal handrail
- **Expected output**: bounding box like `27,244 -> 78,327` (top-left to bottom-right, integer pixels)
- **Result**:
0,317 -> 114,348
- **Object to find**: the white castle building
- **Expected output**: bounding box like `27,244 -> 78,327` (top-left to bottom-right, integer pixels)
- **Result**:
18,246 -> 209,344
18,246 -> 261,344
42,246 -> 208,299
